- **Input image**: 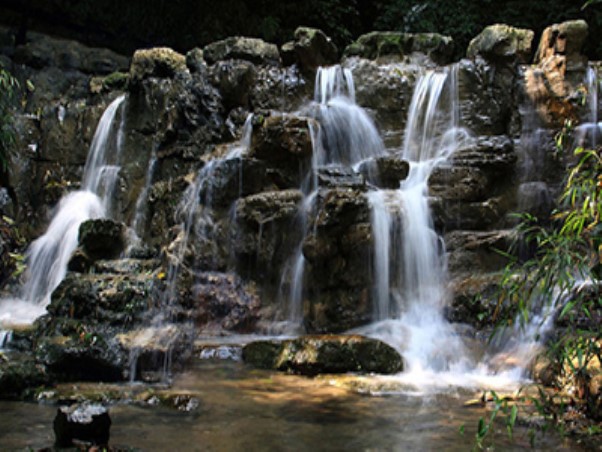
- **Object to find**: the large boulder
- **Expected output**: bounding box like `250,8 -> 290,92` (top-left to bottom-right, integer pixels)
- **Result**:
54,403 -> 111,448
249,115 -> 316,187
209,60 -> 256,110
35,334 -> 126,382
467,24 -> 534,64
0,354 -> 48,399
129,47 -> 187,83
242,335 -> 403,375
77,219 -> 126,261
232,189 -> 304,283
283,27 -> 338,72
189,272 -> 261,332
345,58 -> 419,143
302,189 -> 373,332
359,156 -> 409,189
203,37 -> 281,66
344,31 -> 454,65
525,20 -> 589,127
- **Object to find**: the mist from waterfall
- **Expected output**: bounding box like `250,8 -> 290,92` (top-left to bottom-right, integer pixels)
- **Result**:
0,95 -> 126,330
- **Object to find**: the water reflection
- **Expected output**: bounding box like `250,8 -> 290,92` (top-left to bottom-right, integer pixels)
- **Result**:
0,360 -> 583,451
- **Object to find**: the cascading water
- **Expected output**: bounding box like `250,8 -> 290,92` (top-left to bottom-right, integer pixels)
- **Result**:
162,114 -> 254,312
0,95 -> 126,330
126,115 -> 255,381
364,67 -> 473,375
274,66 -> 384,331
574,65 -> 601,148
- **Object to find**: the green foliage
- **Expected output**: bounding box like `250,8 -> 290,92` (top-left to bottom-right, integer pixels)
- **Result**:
0,64 -> 19,172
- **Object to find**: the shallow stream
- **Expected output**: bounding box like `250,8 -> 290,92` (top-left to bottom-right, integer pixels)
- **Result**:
0,357 -> 582,451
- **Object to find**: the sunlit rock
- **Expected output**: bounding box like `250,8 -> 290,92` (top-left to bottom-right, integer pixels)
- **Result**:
242,334 -> 403,375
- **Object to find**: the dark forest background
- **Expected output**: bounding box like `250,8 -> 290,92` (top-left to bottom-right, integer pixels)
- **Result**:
1,0 -> 600,58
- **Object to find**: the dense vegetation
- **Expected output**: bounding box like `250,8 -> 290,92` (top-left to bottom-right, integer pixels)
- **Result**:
1,0 -> 601,58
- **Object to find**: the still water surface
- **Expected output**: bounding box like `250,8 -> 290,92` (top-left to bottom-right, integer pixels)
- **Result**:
0,359 -> 581,451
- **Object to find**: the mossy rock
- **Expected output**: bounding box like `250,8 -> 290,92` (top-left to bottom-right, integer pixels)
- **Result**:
102,71 -> 129,91
243,334 -> 403,375
129,47 -> 187,83
467,24 -> 534,63
0,354 -> 49,399
78,219 -> 126,261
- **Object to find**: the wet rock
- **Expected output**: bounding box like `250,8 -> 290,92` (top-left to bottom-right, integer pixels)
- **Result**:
303,288 -> 372,333
232,189 -> 304,283
517,182 -> 555,220
358,156 -> 409,189
210,60 -> 257,110
249,115 -> 315,186
346,58 -> 418,142
192,157 -> 271,208
78,219 -> 126,261
432,196 -> 505,231
36,334 -> 126,382
313,188 -> 370,229
54,403 -> 111,448
203,37 -> 281,66
467,24 -> 534,64
289,27 -> 338,72
457,59 -> 517,136
446,273 -> 508,328
301,189 -> 372,332
250,115 -> 314,163
129,47 -> 187,83
450,136 -> 516,170
317,165 -> 366,190
46,272 -> 152,325
429,165 -> 490,202
242,335 -> 403,375
0,215 -> 23,287
0,354 -> 48,399
445,230 -> 514,276
344,32 -> 453,65
190,272 -> 261,332
250,65 -> 309,111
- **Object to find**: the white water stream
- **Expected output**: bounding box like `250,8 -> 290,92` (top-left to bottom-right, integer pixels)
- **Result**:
0,95 -> 126,338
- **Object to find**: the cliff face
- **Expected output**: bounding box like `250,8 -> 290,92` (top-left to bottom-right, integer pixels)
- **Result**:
0,21 -> 597,383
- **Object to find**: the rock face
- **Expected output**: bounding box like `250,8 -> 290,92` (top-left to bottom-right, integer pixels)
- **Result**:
284,27 -> 339,72
242,335 -> 403,375
344,31 -> 454,66
78,219 -> 126,261
203,37 -> 281,66
189,272 -> 261,332
1,19 -> 595,398
525,20 -> 589,127
467,24 -> 534,63
54,403 -> 111,448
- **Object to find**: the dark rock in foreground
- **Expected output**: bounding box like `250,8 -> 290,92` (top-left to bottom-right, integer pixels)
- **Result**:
242,335 -> 403,375
54,403 -> 111,448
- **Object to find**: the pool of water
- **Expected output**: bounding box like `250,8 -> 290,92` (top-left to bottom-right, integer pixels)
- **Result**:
0,358 -> 582,451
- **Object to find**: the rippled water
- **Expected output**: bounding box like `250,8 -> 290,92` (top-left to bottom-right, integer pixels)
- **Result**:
0,359 -> 582,451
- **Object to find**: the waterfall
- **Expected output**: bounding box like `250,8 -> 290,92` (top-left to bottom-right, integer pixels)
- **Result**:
574,65 -> 600,148
162,115 -> 254,310
273,66 -> 385,332
0,95 -> 126,329
365,67 -> 472,373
